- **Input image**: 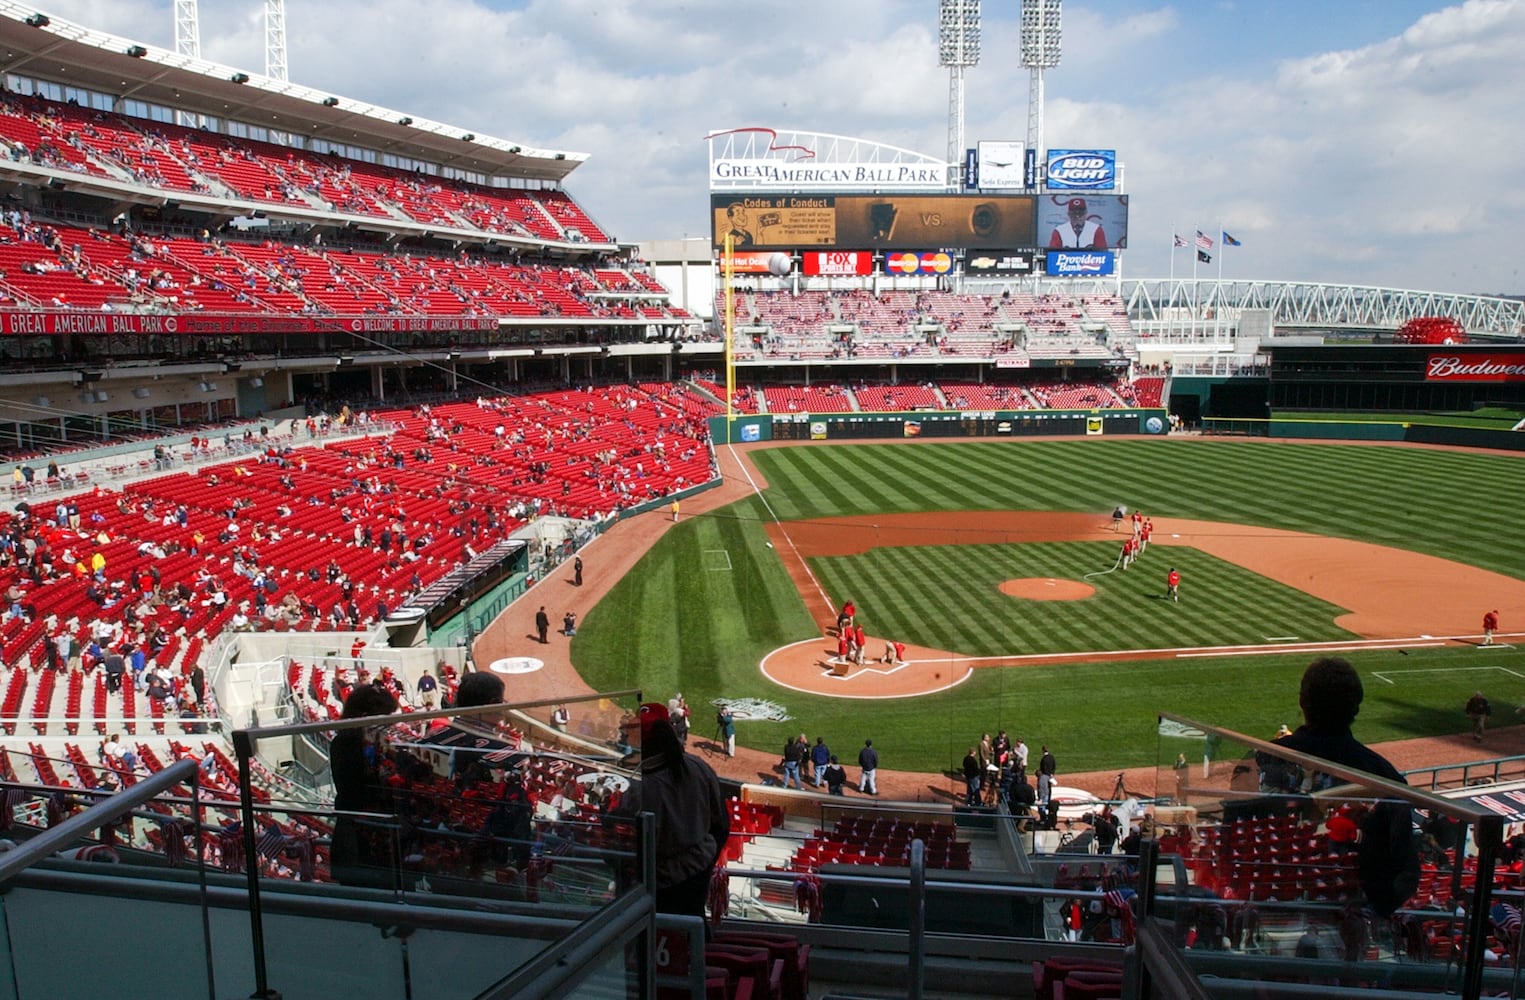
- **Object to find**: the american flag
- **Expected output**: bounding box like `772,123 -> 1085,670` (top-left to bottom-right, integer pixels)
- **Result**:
257,822 -> 288,859
1172,234 -> 1188,248
219,823 -> 245,872
1196,230 -> 1214,250
1493,902 -> 1521,942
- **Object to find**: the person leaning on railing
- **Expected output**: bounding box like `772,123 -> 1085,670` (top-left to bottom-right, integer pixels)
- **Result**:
1272,657 -> 1420,917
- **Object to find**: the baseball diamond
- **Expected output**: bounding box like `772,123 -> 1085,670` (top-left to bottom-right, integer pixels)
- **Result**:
554,436 -> 1525,783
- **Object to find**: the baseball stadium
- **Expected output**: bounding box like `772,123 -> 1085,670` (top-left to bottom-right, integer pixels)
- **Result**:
0,1 -> 1522,998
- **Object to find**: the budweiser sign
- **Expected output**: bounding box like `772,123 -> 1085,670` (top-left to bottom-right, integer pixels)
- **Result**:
1426,354 -> 1525,382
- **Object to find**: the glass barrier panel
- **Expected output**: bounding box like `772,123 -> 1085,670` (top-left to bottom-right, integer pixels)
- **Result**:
1152,716 -> 1519,997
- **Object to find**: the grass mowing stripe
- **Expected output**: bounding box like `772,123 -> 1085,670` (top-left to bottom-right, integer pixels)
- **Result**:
580,439 -> 1525,772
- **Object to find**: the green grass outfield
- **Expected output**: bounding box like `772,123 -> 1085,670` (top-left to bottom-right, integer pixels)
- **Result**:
574,438 -> 1525,775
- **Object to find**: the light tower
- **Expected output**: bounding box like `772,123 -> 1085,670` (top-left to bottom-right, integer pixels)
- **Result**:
174,0 -> 200,58
174,0 -> 200,127
265,0 -> 288,82
938,0 -> 981,191
1020,0 -> 1062,177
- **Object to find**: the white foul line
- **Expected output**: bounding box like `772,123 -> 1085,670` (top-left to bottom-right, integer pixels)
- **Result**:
725,443 -> 835,615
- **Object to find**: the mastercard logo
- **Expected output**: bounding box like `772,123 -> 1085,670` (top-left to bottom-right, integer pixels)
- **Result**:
885,252 -> 953,274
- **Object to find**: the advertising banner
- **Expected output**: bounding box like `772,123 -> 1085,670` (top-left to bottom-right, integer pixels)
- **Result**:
802,250 -> 874,277
721,251 -> 792,274
712,193 -> 1036,251
1045,250 -> 1116,277
964,250 -> 1036,276
1045,149 -> 1117,190
976,140 -> 1025,189
1425,354 -> 1525,382
883,251 -> 955,276
0,311 -> 501,336
1038,193 -> 1129,250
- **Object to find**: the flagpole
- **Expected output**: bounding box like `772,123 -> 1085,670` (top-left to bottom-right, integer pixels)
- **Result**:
1169,227 -> 1176,284
1216,224 -> 1224,283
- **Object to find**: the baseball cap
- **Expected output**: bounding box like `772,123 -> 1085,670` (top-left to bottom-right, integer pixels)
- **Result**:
638,701 -> 670,742
1067,197 -> 1087,211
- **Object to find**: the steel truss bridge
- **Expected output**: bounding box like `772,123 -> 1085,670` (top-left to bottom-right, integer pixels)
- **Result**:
991,277 -> 1524,338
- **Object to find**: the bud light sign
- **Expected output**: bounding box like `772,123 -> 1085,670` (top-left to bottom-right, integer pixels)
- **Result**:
1046,149 -> 1116,190
1045,250 -> 1115,276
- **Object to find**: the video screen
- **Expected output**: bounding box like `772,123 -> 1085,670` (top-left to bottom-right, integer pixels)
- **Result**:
1036,193 -> 1129,250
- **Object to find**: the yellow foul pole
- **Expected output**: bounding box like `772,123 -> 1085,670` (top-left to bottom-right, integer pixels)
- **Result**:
723,232 -> 736,443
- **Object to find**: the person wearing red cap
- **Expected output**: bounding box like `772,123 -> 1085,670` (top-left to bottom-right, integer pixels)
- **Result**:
1048,197 -> 1108,249
621,702 -> 730,921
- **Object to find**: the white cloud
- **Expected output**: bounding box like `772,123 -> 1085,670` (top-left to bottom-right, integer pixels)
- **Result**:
23,0 -> 1525,292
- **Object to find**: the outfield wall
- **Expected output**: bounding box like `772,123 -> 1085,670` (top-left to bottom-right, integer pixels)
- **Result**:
1201,416 -> 1525,450
708,408 -> 1169,445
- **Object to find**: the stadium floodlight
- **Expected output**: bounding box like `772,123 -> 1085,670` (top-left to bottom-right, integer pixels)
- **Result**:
1019,0 -> 1062,68
938,0 -> 980,191
938,0 -> 981,67
230,72 -> 250,84
24,13 -> 49,28
321,96 -> 339,107
1020,0 -> 1061,175
126,45 -> 148,58
398,117 -> 413,126
462,133 -> 475,142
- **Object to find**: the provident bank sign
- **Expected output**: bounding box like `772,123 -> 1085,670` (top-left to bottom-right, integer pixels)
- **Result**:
710,160 -> 946,188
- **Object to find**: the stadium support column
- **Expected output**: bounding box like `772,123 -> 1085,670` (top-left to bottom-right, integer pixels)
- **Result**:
1020,0 -> 1062,176
939,0 -> 981,191
723,232 -> 736,444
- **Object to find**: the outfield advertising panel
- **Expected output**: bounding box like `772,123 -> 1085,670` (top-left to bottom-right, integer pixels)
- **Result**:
757,408 -> 1165,440
965,250 -> 1037,276
712,193 -> 1036,250
1425,353 -> 1525,382
1045,149 -> 1117,190
720,250 -> 792,274
1038,193 -> 1130,249
1045,250 -> 1116,277
883,251 -> 955,275
802,251 -> 874,277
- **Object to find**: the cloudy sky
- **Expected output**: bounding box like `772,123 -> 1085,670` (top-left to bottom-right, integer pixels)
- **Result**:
29,0 -> 1525,295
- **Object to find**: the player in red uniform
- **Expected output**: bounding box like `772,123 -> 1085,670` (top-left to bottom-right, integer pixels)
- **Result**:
1121,536 -> 1134,569
1483,609 -> 1499,646
1166,568 -> 1181,603
853,624 -> 868,665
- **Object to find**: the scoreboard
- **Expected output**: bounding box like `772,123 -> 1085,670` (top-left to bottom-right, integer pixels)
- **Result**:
712,193 -> 1037,251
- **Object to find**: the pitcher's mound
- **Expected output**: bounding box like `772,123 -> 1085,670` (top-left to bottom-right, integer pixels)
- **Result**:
999,578 -> 1095,601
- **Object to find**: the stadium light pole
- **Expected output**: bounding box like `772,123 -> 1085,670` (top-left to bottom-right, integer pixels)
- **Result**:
1020,0 -> 1062,179
265,0 -> 288,82
174,0 -> 201,128
938,0 -> 980,192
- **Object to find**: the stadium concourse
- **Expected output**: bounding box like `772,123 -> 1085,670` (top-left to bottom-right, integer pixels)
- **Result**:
476,438 -> 1525,803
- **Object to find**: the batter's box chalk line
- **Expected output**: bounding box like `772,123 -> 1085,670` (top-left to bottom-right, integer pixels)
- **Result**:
702,549 -> 733,572
1372,665 -> 1525,685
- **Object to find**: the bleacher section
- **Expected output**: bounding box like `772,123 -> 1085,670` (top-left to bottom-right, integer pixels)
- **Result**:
0,383 -> 720,741
0,220 -> 686,321
0,91 -> 610,244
